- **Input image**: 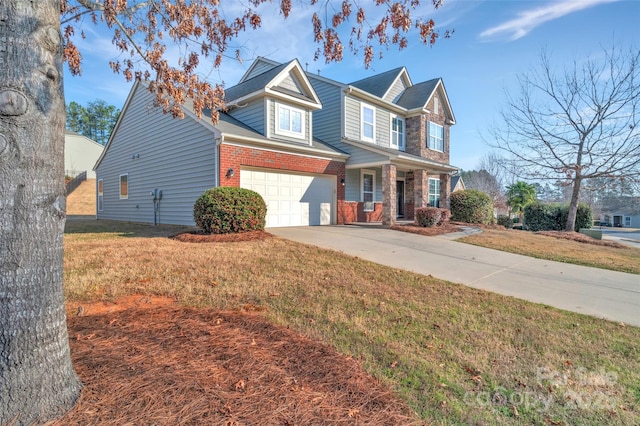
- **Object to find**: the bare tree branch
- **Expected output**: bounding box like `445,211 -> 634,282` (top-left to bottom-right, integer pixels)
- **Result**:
488,45 -> 640,230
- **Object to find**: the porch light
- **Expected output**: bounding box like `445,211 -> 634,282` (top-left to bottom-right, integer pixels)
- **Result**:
226,168 -> 235,178
340,178 -> 345,186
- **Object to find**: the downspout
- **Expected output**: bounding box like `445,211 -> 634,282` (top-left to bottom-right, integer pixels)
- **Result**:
215,136 -> 223,187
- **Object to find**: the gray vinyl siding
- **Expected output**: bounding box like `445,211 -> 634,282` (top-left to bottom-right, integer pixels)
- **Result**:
376,109 -> 390,148
345,167 -> 382,202
267,98 -> 311,145
277,74 -> 304,94
96,84 -> 217,226
344,96 -> 360,141
385,77 -> 407,103
308,76 -> 342,143
227,99 -> 265,134
345,95 -> 396,150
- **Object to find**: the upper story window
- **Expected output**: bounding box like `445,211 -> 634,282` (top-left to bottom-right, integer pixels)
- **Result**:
361,103 -> 375,143
119,174 -> 128,199
390,115 -> 405,150
428,122 -> 444,151
276,103 -> 305,139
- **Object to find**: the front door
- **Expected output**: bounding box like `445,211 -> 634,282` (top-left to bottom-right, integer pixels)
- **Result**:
396,180 -> 405,218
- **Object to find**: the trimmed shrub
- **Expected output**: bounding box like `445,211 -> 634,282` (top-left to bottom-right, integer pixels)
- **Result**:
524,202 -> 559,232
437,208 -> 451,226
524,202 -> 593,232
416,207 -> 441,228
450,189 -> 494,224
557,203 -> 593,231
497,215 -> 513,229
193,187 -> 266,234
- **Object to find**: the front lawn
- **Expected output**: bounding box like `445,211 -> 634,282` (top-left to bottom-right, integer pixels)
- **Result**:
459,228 -> 640,274
63,219 -> 640,425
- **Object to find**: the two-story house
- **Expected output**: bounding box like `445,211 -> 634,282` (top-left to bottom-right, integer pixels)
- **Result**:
94,57 -> 458,227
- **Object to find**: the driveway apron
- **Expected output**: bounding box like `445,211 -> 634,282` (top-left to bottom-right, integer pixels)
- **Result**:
270,225 -> 640,327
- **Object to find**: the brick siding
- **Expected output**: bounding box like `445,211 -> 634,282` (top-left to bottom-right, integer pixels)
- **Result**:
219,143 -> 347,224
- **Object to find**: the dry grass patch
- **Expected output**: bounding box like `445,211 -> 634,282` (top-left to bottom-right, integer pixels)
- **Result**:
64,219 -> 640,425
66,179 -> 97,215
459,228 -> 640,274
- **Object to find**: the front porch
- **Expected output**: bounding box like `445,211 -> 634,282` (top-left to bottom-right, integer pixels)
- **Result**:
338,164 -> 454,226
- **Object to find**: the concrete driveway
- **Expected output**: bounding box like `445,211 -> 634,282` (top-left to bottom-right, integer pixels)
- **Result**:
601,227 -> 640,249
270,225 -> 640,327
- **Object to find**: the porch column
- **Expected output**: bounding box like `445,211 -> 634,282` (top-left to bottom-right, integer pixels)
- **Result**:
413,169 -> 429,209
382,164 -> 397,226
440,173 -> 451,209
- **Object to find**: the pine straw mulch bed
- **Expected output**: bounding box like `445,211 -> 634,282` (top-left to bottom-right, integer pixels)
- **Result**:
535,230 -> 628,248
56,297 -> 420,425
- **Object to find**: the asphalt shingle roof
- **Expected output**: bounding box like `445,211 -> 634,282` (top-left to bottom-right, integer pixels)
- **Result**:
396,78 -> 440,110
349,67 -> 405,98
223,62 -> 288,102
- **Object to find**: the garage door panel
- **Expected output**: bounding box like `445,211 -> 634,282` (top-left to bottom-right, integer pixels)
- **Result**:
241,168 -> 335,228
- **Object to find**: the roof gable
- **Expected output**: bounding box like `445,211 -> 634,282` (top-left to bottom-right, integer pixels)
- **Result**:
238,56 -> 280,83
397,78 -> 456,124
224,59 -> 322,109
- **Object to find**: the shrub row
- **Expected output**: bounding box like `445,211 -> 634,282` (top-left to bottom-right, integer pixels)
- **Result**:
497,215 -> 513,228
450,190 -> 494,225
415,207 -> 451,227
523,202 -> 593,232
194,187 -> 266,234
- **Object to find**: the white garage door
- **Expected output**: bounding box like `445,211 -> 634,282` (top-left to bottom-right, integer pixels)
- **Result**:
240,168 -> 335,227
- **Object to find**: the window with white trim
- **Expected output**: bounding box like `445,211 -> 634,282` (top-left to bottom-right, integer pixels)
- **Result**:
428,122 -> 444,151
119,174 -> 128,199
624,216 -> 631,227
391,115 -> 405,150
361,169 -> 375,211
97,179 -> 103,211
361,103 -> 375,142
428,178 -> 440,207
276,103 -> 305,139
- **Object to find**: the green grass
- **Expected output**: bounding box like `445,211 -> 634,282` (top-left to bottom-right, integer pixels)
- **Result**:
459,228 -> 640,274
64,219 -> 640,425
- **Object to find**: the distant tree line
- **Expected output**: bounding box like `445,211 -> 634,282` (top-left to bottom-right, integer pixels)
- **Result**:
66,99 -> 120,146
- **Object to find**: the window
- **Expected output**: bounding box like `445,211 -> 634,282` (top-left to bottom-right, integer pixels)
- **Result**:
119,174 -> 128,199
97,179 -> 103,211
428,178 -> 440,207
276,103 -> 305,139
625,216 -> 631,227
361,103 -> 375,142
428,122 -> 444,151
362,169 -> 375,211
391,115 -> 405,150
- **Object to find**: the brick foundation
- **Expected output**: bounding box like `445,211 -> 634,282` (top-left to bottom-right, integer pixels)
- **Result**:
339,201 -> 383,223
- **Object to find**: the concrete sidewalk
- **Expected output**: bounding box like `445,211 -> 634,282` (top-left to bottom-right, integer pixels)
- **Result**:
270,225 -> 640,327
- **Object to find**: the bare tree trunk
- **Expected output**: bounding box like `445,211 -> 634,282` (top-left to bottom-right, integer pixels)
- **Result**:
566,177 -> 582,232
0,1 -> 82,424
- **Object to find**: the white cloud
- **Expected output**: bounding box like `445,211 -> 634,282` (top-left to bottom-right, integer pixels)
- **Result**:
479,0 -> 620,41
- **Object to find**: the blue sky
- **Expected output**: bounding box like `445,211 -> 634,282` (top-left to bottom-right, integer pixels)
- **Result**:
63,0 -> 640,171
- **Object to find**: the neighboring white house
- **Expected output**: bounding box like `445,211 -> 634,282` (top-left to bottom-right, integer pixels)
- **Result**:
65,130 -> 104,179
601,212 -> 640,228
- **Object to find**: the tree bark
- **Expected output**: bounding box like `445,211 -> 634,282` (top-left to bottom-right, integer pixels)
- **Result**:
566,177 -> 582,232
0,1 -> 82,424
